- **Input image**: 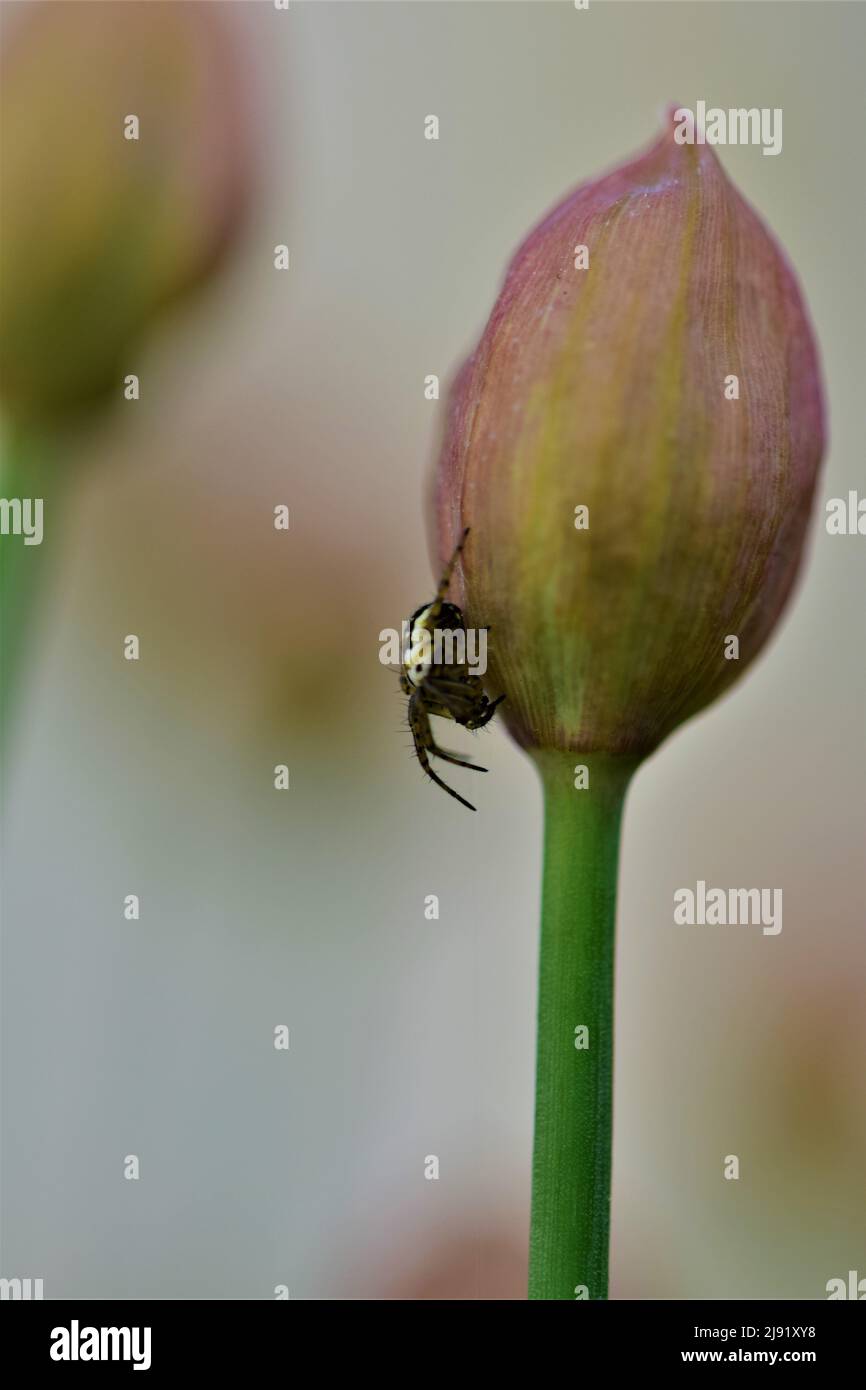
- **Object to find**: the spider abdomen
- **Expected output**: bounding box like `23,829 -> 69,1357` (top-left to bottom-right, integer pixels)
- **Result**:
403,600 -> 468,689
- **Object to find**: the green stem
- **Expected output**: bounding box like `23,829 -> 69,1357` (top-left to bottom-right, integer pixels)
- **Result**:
528,750 -> 637,1300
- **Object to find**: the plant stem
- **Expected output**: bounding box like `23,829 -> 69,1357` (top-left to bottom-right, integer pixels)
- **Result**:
528,750 -> 637,1300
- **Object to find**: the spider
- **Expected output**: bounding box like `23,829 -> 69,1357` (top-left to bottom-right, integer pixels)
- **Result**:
400,527 -> 505,811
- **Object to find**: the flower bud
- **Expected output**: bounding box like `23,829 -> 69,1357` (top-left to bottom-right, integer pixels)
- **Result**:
434,114 -> 825,758
0,2 -> 252,421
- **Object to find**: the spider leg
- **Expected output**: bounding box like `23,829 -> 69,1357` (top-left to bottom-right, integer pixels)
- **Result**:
408,691 -> 477,811
434,527 -> 470,603
429,742 -> 487,773
422,527 -> 471,627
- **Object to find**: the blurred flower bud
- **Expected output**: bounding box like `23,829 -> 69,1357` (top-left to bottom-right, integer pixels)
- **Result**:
0,1 -> 252,421
434,114 -> 825,758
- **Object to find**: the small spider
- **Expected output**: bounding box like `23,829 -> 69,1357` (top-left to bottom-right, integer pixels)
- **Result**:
400,527 -> 505,811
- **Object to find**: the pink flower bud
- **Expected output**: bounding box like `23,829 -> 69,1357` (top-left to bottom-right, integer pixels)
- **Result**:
434,114 -> 825,758
0,2 -> 253,421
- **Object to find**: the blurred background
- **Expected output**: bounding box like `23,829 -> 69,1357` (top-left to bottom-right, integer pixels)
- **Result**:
1,0 -> 863,1299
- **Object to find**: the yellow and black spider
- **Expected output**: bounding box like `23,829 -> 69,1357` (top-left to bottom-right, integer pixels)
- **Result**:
401,528 -> 505,811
